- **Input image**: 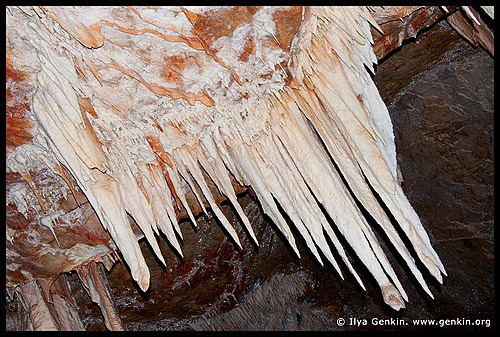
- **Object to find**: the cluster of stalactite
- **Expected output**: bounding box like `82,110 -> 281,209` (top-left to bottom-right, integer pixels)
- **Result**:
6,6 -> 493,330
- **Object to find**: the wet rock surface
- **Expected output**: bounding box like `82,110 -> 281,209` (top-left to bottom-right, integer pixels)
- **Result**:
382,31 -> 493,329
6,18 -> 493,331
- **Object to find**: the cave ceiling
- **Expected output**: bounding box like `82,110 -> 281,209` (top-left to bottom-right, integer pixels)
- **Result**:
5,6 -> 494,331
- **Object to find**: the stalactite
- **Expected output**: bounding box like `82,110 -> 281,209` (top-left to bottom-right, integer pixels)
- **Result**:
15,279 -> 84,331
16,281 -> 60,331
77,261 -> 124,331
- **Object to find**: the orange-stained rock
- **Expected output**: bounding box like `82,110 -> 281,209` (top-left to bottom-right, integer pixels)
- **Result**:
191,6 -> 258,46
6,53 -> 34,153
6,201 -> 116,287
273,6 -> 302,52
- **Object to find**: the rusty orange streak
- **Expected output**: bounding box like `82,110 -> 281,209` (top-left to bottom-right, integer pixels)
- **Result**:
153,121 -> 164,133
146,135 -> 173,169
145,135 -> 181,211
157,158 -> 182,213
99,9 -> 242,86
98,19 -> 205,51
54,163 -> 80,207
107,58 -> 215,106
180,7 -> 199,25
128,6 -> 184,34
